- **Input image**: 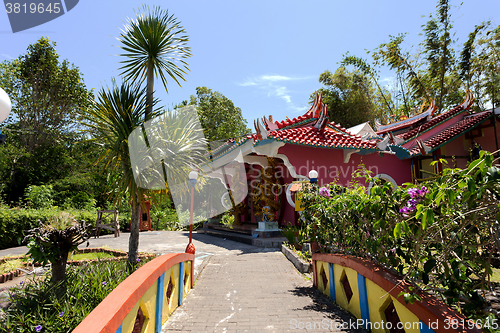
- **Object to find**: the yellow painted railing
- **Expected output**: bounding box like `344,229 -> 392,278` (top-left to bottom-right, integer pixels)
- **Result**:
73,253 -> 194,333
313,253 -> 484,333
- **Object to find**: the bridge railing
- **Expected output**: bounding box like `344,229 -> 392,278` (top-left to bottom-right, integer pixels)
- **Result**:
73,253 -> 194,333
313,253 -> 484,333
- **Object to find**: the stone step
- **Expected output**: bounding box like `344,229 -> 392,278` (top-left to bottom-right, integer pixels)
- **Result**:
197,228 -> 286,248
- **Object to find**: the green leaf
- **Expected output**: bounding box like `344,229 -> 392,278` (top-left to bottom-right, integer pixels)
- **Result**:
467,178 -> 476,193
424,258 -> 436,273
422,209 -> 428,229
422,209 -> 434,229
394,223 -> 402,238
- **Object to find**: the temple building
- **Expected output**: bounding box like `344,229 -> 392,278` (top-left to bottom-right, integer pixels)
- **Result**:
206,91 -> 500,227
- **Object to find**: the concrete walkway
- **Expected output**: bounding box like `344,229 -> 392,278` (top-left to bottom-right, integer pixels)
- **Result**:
163,247 -> 364,333
0,231 -> 364,332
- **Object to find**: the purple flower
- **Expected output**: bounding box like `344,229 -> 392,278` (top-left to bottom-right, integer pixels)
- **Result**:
399,206 -> 411,214
136,258 -> 140,262
418,186 -> 429,196
59,312 -> 64,317
19,281 -> 23,285
102,281 -> 107,286
36,325 -> 42,332
407,188 -> 419,198
407,186 -> 428,199
319,187 -> 330,198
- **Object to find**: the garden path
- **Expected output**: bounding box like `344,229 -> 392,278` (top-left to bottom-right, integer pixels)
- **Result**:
0,231 -> 364,332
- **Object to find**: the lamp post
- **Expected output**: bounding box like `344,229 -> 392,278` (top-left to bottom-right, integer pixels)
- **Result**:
308,169 -> 318,184
185,170 -> 198,254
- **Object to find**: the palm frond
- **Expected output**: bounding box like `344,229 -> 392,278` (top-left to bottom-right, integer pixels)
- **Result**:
117,5 -> 191,92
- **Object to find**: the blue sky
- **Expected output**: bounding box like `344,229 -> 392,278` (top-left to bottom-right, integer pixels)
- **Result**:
1,0 -> 499,129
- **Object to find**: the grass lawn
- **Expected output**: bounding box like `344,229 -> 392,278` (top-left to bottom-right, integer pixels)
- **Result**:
70,252 -> 115,261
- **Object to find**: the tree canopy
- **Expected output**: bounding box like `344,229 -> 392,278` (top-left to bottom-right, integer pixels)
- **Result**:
317,0 -> 500,126
186,86 -> 251,142
0,37 -> 95,204
315,68 -> 386,128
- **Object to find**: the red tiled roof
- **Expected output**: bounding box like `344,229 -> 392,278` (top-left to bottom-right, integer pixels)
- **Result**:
268,126 -> 377,150
401,105 -> 466,141
376,111 -> 430,135
275,113 -> 314,129
408,111 -> 491,155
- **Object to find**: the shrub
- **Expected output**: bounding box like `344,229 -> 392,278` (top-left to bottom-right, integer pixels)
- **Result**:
0,258 -> 153,332
24,185 -> 54,209
301,152 -> 500,325
0,207 -> 130,250
25,212 -> 91,296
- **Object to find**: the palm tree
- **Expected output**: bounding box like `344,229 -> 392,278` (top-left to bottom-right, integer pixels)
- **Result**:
82,81 -> 207,271
117,5 -> 191,119
81,80 -> 158,271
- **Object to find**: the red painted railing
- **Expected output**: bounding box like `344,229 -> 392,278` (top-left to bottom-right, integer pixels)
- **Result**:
73,253 -> 194,333
313,253 -> 484,333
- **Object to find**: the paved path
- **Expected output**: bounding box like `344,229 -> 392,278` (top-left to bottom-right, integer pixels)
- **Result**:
0,231 -> 364,332
162,240 -> 364,332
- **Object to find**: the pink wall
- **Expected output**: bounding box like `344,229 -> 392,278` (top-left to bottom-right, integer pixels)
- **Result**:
439,117 -> 500,169
277,144 -> 412,225
278,144 -> 412,187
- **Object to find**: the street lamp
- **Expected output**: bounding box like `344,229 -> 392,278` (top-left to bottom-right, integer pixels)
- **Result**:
185,170 -> 198,254
309,169 -> 318,184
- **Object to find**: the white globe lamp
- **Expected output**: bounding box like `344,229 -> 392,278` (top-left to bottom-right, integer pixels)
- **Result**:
309,169 -> 318,184
0,87 -> 11,123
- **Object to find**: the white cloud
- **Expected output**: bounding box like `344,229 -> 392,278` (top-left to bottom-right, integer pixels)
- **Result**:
1,54 -> 14,60
238,74 -> 313,113
379,76 -> 396,90
238,74 -> 312,87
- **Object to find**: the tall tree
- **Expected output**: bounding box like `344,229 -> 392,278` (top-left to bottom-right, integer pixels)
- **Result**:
422,0 -> 457,110
82,81 -> 155,271
463,23 -> 500,111
315,68 -> 384,128
118,5 -> 191,119
82,82 -> 207,271
0,37 -> 92,203
187,86 -> 251,142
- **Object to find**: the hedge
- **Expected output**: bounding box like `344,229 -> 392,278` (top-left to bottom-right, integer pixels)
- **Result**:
0,207 -> 130,250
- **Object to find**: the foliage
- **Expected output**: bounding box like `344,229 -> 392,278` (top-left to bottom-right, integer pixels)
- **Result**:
24,185 -> 54,209
0,259 -> 24,274
0,258 -> 153,332
301,152 -> 500,324
315,67 -> 385,128
220,212 -> 234,228
82,81 -> 206,269
186,86 -> 251,142
81,80 -> 159,271
281,223 -> 298,244
370,0 -> 500,116
118,5 -> 191,118
150,201 -> 182,230
0,37 -> 93,203
24,212 -> 91,296
0,206 -> 129,250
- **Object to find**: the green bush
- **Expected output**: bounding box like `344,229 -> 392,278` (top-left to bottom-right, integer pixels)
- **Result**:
301,152 -> 500,326
24,185 -> 54,209
0,258 -> 153,332
0,207 -> 130,250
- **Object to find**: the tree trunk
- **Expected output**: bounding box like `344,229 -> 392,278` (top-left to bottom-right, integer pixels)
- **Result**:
51,252 -> 68,298
127,194 -> 141,273
145,65 -> 154,120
